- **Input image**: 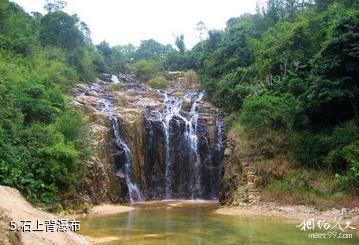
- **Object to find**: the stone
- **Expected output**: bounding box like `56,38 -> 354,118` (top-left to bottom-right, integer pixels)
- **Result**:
182,97 -> 192,112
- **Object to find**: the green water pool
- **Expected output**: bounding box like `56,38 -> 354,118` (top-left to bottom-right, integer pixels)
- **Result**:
79,201 -> 358,245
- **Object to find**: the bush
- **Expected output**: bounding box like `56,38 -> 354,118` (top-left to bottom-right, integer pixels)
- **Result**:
326,140 -> 359,194
55,110 -> 84,142
133,59 -> 159,82
148,75 -> 168,89
0,123 -> 85,204
240,94 -> 298,131
294,120 -> 358,169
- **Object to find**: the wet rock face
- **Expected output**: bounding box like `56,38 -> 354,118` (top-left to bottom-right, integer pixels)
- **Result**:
74,77 -> 224,202
138,94 -> 224,199
72,86 -> 124,204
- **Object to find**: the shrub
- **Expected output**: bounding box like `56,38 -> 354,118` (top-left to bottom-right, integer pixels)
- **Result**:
55,110 -> 84,142
294,120 -> 358,169
133,59 -> 159,82
240,94 -> 298,131
148,75 -> 168,89
326,140 -> 359,194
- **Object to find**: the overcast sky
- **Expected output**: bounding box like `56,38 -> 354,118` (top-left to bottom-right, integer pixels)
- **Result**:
12,0 -> 258,48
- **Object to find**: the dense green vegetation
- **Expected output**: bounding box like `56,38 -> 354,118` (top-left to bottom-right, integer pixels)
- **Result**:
188,0 -> 359,197
0,0 -> 97,205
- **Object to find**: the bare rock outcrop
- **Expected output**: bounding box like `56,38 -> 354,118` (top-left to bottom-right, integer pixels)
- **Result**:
72,76 -> 224,202
220,129 -> 262,206
0,185 -> 89,245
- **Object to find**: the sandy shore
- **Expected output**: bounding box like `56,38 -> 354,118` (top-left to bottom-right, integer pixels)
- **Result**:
89,234 -> 166,244
215,202 -> 359,227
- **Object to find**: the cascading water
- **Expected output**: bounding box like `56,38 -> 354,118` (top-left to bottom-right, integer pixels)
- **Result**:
85,84 -> 143,203
109,116 -> 143,203
80,78 -> 224,202
187,92 -> 204,199
162,93 -> 181,199
158,92 -> 213,199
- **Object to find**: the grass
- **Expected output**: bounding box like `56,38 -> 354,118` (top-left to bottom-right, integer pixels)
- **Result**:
107,83 -> 124,91
261,168 -> 358,208
183,70 -> 199,89
117,95 -> 128,106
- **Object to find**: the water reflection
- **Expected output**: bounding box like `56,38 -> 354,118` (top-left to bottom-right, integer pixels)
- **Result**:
79,201 -> 359,245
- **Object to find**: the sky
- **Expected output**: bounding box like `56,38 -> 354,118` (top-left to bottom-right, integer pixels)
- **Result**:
12,0 -> 258,48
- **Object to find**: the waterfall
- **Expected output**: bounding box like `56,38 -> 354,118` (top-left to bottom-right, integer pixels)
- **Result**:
162,93 -> 182,199
160,92 -> 206,199
81,79 -> 224,201
86,84 -> 143,203
111,75 -> 120,83
188,92 -> 204,199
110,117 -> 144,203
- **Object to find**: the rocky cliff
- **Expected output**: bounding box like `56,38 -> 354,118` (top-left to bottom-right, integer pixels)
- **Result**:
73,75 -> 224,203
220,129 -> 262,206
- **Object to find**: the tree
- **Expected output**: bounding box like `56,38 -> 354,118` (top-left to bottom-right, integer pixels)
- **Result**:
165,49 -> 186,70
97,40 -> 112,63
44,0 -> 67,13
196,21 -> 208,42
315,0 -> 335,10
175,34 -> 185,54
0,0 -> 9,32
134,59 -> 159,82
135,39 -> 168,61
39,11 -> 84,50
303,15 -> 359,127
112,44 -> 136,63
265,0 -> 285,23
207,30 -> 222,51
285,0 -> 298,19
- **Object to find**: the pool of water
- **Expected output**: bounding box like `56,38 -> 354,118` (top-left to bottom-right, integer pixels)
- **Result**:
79,200 -> 359,244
